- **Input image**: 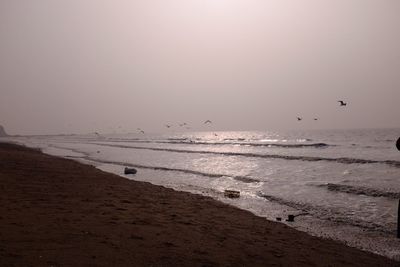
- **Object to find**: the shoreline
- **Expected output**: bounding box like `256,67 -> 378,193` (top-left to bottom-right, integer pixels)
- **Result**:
0,142 -> 397,266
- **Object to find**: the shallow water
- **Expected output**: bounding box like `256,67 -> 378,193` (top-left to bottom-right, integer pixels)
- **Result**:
4,128 -> 400,260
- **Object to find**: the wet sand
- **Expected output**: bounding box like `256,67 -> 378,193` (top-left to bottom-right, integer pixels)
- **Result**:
0,142 -> 397,266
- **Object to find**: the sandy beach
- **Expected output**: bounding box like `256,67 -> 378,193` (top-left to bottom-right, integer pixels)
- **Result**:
0,142 -> 397,266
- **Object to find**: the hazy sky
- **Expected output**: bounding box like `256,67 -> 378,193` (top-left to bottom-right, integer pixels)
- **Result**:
1,0 -> 399,135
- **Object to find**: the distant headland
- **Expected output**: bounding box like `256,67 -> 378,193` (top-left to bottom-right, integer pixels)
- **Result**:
0,125 -> 8,137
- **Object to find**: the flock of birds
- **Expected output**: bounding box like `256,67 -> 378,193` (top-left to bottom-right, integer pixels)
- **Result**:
296,100 -> 347,122
136,120 -> 213,134
95,100 -> 347,136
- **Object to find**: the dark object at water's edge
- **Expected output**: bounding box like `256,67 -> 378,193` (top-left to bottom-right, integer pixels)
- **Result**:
224,190 -> 240,198
286,215 -> 295,222
124,167 -> 137,175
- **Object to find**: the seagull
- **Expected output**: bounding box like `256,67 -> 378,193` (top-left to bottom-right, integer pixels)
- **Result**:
338,100 -> 347,106
165,124 -> 172,128
214,133 -> 218,137
137,128 -> 145,134
204,120 -> 212,124
297,117 -> 302,121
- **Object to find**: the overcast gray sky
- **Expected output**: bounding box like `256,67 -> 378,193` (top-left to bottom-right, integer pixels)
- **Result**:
1,0 -> 399,135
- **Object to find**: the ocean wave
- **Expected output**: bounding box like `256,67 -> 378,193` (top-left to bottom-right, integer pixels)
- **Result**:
167,138 -> 189,141
317,183 -> 400,199
257,193 -> 394,234
96,139 -> 331,148
63,152 -> 261,184
48,144 -> 92,157
175,141 -> 330,148
92,143 -> 400,168
223,138 -> 246,141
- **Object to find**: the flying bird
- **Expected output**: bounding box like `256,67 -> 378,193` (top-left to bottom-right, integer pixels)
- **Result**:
338,100 -> 347,106
179,123 -> 187,127
165,124 -> 172,128
314,118 -> 318,121
204,120 -> 212,124
297,117 -> 302,121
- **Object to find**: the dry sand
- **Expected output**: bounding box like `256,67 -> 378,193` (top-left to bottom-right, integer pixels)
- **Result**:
0,142 -> 398,266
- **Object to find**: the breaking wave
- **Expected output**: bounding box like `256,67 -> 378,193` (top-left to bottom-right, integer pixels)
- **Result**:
92,143 -> 400,168
317,183 -> 400,199
95,139 -> 330,148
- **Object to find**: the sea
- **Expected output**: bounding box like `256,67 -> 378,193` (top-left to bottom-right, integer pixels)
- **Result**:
4,128 -> 400,260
